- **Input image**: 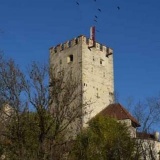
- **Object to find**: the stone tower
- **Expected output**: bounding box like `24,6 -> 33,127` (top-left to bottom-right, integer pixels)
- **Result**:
50,28 -> 114,127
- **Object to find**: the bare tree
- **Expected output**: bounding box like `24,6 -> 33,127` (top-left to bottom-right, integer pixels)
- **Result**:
0,54 -> 28,159
125,96 -> 160,133
0,54 -> 86,160
48,66 -> 85,159
124,96 -> 160,159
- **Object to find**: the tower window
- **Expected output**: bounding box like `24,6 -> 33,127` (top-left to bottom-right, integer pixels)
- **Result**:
67,55 -> 73,63
100,59 -> 105,66
84,83 -> 87,86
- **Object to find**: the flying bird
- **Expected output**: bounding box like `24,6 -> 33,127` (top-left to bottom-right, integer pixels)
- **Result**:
95,15 -> 98,18
76,1 -> 79,5
96,30 -> 100,32
117,6 -> 120,10
94,19 -> 97,22
98,8 -> 101,12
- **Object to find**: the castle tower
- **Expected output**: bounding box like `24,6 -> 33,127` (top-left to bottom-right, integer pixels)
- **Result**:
50,28 -> 114,127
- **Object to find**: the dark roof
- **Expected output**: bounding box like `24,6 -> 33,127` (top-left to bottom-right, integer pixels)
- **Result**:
136,132 -> 156,141
97,103 -> 140,127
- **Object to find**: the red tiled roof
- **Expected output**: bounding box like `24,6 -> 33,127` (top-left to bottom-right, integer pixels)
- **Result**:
97,103 -> 140,127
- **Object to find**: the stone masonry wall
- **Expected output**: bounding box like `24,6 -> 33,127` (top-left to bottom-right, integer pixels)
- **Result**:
50,35 -> 114,127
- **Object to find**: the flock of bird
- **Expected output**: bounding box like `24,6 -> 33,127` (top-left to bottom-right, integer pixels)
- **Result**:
75,0 -> 120,33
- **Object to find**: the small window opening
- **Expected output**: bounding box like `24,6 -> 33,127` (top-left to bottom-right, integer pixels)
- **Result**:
60,60 -> 62,64
84,83 -> 87,87
96,93 -> 100,98
100,59 -> 105,66
67,55 -> 73,63
93,56 -> 95,61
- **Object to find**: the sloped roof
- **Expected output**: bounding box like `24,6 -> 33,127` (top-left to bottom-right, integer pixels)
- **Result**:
97,103 -> 140,127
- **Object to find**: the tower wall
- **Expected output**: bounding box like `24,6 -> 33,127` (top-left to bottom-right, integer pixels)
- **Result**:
50,35 -> 114,127
50,36 -> 83,137
81,36 -> 114,125
50,36 -> 83,74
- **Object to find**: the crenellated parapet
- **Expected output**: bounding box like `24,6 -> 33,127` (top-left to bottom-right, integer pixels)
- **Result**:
50,35 -> 113,56
49,35 -> 83,54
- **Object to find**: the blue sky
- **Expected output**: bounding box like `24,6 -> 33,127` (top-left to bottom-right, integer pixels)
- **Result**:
0,0 -> 160,105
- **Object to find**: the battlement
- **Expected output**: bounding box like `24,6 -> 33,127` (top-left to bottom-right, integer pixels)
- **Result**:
50,35 -> 113,55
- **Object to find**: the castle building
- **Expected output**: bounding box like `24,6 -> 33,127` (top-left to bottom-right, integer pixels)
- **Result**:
50,27 -> 160,159
50,27 -> 114,126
